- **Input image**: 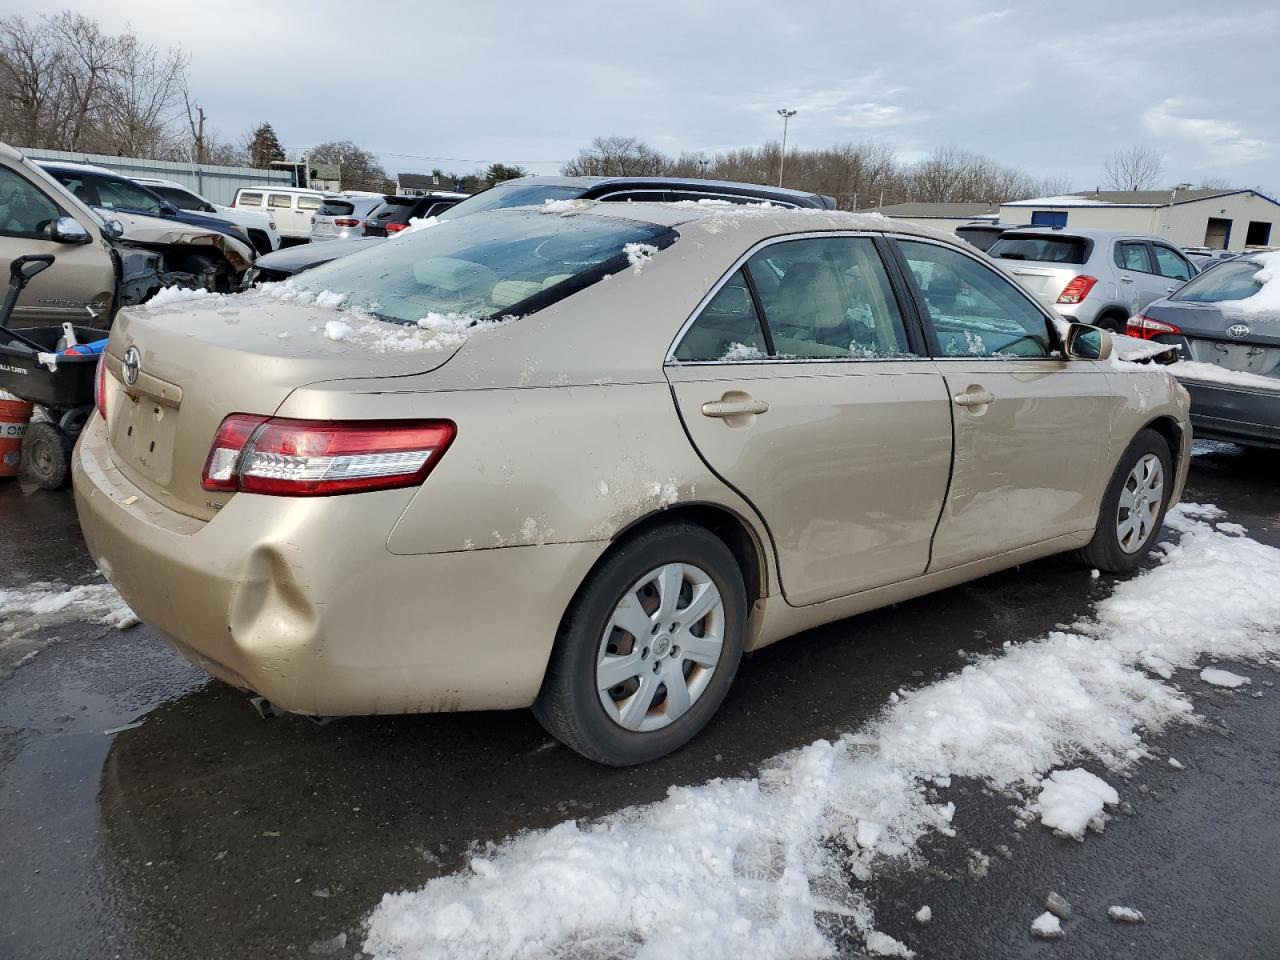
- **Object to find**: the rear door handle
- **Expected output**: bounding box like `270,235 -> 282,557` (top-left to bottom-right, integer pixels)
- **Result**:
702,398 -> 770,418
953,390 -> 995,407
1120,276 -> 1135,283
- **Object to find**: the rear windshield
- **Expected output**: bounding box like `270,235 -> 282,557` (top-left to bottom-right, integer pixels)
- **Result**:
291,208 -> 675,324
368,202 -> 411,224
436,182 -> 585,221
1171,260 -> 1262,302
319,199 -> 355,216
988,235 -> 1089,264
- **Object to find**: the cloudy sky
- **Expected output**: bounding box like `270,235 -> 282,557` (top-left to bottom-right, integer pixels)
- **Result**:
5,0 -> 1277,191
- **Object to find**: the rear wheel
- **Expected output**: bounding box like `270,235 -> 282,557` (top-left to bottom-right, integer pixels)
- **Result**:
1075,429 -> 1171,573
534,523 -> 746,765
20,421 -> 70,490
1093,311 -> 1127,334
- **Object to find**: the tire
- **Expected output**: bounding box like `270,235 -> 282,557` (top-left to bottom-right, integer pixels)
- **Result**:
20,421 -> 71,490
1074,428 -> 1172,573
1093,312 -> 1127,334
533,523 -> 747,766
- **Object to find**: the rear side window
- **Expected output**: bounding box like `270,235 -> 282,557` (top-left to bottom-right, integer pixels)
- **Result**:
673,270 -> 767,361
237,191 -> 263,207
268,193 -> 294,209
1152,245 -> 1193,281
898,239 -> 1054,358
1172,260 -> 1262,302
1116,241 -> 1154,273
0,167 -> 61,239
319,199 -> 355,217
297,195 -> 323,211
156,186 -> 205,210
987,235 -> 1088,264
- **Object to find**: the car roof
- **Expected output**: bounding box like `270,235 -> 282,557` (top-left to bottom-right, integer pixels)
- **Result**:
133,177 -> 190,190
237,186 -> 322,195
38,159 -> 121,177
495,174 -> 836,209
996,227 -> 1173,242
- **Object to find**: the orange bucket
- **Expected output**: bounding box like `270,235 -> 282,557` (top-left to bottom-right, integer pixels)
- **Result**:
0,394 -> 34,477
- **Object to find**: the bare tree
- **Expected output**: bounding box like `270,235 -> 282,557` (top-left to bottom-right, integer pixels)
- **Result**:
562,136 -> 671,177
0,15 -> 64,146
308,140 -> 389,192
1103,145 -> 1166,191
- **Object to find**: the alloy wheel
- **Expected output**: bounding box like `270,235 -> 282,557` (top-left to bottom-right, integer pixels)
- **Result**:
1116,452 -> 1164,554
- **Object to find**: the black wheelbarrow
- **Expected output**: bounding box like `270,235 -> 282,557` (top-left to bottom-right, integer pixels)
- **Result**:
0,255 -> 108,489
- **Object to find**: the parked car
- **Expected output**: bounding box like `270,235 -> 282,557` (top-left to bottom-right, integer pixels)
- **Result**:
132,177 -> 282,255
239,238 -> 382,288
0,141 -> 161,328
240,175 -> 840,286
39,161 -> 255,291
363,192 -> 468,237
955,221 -> 1022,251
1128,253 -> 1279,448
310,194 -> 387,242
987,228 -> 1199,332
233,186 -> 325,243
76,203 -> 1190,765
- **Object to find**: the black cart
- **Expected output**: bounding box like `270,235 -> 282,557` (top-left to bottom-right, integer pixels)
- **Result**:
0,255 -> 108,489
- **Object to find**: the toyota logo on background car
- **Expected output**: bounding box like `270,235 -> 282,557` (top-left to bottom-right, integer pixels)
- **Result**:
122,346 -> 141,386
1226,323 -> 1251,339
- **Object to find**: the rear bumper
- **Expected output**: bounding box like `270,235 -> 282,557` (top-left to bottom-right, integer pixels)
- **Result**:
72,416 -> 605,715
1182,378 -> 1280,449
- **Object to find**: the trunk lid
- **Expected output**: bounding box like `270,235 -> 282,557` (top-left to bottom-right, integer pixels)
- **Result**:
103,291 -> 464,520
1150,301 -> 1280,376
1003,263 -> 1075,304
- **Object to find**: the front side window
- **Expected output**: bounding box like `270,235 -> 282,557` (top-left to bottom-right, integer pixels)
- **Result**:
673,270 -> 767,361
898,239 -> 1054,359
157,186 -> 208,211
93,177 -> 163,215
1152,245 -> 1192,281
746,237 -> 912,359
1116,241 -> 1153,273
291,208 -> 675,324
0,167 -> 61,239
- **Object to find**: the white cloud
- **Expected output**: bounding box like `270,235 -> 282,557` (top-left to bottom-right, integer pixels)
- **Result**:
1143,99 -> 1272,164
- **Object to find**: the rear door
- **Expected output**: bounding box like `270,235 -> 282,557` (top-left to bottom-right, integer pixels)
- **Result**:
666,234 -> 953,606
1150,243 -> 1196,302
1114,239 -> 1165,313
892,237 -> 1118,570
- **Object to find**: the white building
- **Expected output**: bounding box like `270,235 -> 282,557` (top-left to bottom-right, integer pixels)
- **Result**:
998,189 -> 1280,251
865,201 -> 1002,233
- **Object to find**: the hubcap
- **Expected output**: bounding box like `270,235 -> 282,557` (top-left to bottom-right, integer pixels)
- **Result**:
1116,453 -> 1164,554
596,562 -> 725,733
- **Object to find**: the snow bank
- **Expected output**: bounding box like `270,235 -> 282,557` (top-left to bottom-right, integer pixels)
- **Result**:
0,579 -> 138,680
364,504 -> 1280,960
1032,768 -> 1118,839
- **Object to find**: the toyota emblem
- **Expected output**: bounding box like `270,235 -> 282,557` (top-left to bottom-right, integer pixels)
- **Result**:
122,346 -> 141,386
1226,323 -> 1250,339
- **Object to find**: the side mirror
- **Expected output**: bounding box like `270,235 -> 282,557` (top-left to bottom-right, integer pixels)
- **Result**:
1066,322 -> 1112,361
51,216 -> 90,245
101,218 -> 125,240
159,200 -> 179,216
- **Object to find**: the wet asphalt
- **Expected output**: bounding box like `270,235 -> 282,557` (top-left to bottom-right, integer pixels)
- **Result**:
0,443 -> 1277,960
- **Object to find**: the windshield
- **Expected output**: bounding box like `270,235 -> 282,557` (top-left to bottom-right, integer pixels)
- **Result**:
988,235 -> 1088,264
436,182 -> 585,221
291,208 -> 675,324
1171,260 -> 1262,302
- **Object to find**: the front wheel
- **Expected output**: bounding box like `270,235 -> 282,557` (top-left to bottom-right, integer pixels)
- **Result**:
1075,429 -> 1172,573
534,523 -> 747,766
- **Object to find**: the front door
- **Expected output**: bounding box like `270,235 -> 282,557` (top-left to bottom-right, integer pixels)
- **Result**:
666,236 -> 953,606
893,237 -> 1119,570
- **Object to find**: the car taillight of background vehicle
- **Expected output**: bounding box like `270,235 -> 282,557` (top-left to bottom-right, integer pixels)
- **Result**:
201,416 -> 455,496
94,354 -> 107,423
334,218 -> 361,228
384,223 -> 408,234
1126,314 -> 1182,340
1056,275 -> 1098,304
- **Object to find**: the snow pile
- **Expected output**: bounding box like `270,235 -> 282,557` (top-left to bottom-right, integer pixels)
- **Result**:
1169,360 -> 1280,392
541,198 -> 597,215
1220,251 -> 1280,316
720,342 -> 767,361
364,504 -> 1280,960
1032,768 -> 1118,839
146,286 -> 221,308
319,312 -> 501,353
397,215 -> 439,236
623,242 -> 659,275
1200,667 -> 1249,688
0,579 -> 139,679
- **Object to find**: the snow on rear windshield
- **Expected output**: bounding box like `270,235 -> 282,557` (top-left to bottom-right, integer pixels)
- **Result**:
1173,253 -> 1280,315
289,209 -> 675,325
988,235 -> 1088,265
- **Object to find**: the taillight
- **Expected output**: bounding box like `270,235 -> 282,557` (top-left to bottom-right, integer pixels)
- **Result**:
1126,314 -> 1182,340
201,415 -> 455,496
334,218 -> 361,228
384,222 -> 408,234
1056,275 -> 1098,304
94,354 -> 108,423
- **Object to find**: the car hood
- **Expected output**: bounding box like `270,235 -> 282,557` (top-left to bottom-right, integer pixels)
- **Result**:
107,210 -> 256,271
254,238 -> 383,274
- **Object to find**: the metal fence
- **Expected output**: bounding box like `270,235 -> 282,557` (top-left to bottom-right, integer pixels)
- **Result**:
16,147 -> 294,205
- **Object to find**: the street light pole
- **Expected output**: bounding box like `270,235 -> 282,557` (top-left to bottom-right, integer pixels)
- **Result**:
776,108 -> 796,187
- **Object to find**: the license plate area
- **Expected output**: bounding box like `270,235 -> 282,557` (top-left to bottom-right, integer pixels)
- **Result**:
110,394 -> 178,486
1192,339 -> 1274,373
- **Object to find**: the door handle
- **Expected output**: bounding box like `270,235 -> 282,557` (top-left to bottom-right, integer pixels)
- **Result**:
1120,276 -> 1135,283
953,390 -> 995,407
702,398 -> 770,418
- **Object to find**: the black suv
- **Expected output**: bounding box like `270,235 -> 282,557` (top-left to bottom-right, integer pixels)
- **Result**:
364,193 -> 468,237
241,176 -> 838,288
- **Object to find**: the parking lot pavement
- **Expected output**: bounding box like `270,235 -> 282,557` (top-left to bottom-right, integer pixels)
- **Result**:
0,442 -> 1277,959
